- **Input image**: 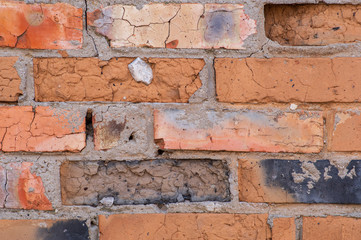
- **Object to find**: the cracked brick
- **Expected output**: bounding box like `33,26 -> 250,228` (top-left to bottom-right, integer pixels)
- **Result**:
0,57 -> 22,102
0,106 -> 85,152
154,109 -> 323,153
303,217 -> 361,240
0,162 -> 51,210
215,58 -> 361,103
60,160 -> 230,205
327,111 -> 361,151
239,159 -> 361,203
34,58 -> 204,103
87,3 -> 256,49
99,214 -> 270,240
265,4 -> 361,46
0,219 -> 89,239
0,1 -> 82,49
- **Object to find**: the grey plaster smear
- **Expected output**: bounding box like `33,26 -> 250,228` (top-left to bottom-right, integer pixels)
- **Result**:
262,159 -> 361,204
61,159 -> 230,206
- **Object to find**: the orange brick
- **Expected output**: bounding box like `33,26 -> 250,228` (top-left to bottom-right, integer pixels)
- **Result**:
0,219 -> 88,239
0,162 -> 51,210
303,216 -> 361,240
265,5 -> 361,46
154,109 -> 323,153
99,214 -> 271,240
0,1 -> 82,49
34,58 -> 204,103
0,106 -> 85,152
328,111 -> 361,151
0,57 -> 22,102
272,218 -> 296,240
215,58 -> 361,103
88,3 -> 256,49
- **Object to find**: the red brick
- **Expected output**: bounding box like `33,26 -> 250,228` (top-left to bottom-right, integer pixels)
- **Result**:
0,1 -> 82,49
0,219 -> 88,239
272,218 -> 296,240
0,106 -> 85,152
0,57 -> 22,102
154,109 -> 323,153
215,58 -> 361,103
34,58 -> 204,103
265,4 -> 361,46
88,3 -> 256,49
99,214 -> 271,240
328,111 -> 361,151
1,162 -> 51,210
303,216 -> 361,240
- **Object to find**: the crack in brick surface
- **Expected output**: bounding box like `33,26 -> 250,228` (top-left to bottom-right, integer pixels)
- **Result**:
0,57 -> 22,102
0,1 -> 83,49
34,58 -> 204,103
61,160 -> 230,205
87,3 -> 256,49
0,106 -> 86,152
265,4 -> 361,46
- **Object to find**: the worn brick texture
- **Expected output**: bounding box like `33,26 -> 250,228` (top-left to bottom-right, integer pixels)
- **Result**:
265,4 -> 361,46
88,3 -> 256,49
154,108 -> 323,153
98,214 -> 271,240
61,160 -> 230,205
34,58 -> 204,102
0,57 -> 22,102
0,1 -> 82,49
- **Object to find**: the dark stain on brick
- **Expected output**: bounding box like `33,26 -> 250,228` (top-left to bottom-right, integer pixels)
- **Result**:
37,220 -> 89,240
61,159 -> 230,206
104,119 -> 126,137
204,11 -> 235,43
261,159 -> 361,203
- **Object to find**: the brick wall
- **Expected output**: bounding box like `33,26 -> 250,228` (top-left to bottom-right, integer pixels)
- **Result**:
1,0 -> 361,239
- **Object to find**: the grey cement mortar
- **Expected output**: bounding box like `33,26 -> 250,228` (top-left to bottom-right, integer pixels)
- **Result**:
3,0 -> 361,240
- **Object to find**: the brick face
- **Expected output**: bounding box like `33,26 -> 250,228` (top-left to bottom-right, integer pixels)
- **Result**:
272,218 -> 296,240
0,1 -> 82,49
215,58 -> 361,103
265,4 -> 361,46
328,111 -> 361,151
98,214 -> 271,240
0,57 -> 22,102
61,160 -> 230,205
303,217 -> 361,240
0,162 -> 51,210
88,3 -> 256,49
0,106 -> 85,152
154,109 -> 323,153
34,58 -> 204,103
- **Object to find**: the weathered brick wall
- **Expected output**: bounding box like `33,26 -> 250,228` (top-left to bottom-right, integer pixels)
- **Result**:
1,0 -> 361,239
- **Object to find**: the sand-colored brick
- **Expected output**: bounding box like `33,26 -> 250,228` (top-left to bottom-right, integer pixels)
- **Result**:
216,58 -> 361,103
88,3 -> 256,49
0,1 -> 82,49
99,214 -> 270,240
154,109 -> 323,153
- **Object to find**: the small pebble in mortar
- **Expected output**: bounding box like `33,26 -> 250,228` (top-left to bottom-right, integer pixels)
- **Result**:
100,197 -> 114,207
290,103 -> 298,110
128,57 -> 153,85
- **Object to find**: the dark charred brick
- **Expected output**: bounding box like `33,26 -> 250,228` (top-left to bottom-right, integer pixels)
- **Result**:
61,160 -> 230,206
37,220 -> 89,240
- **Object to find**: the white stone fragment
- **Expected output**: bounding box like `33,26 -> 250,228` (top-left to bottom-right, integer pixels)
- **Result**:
100,197 -> 114,207
290,103 -> 298,110
128,57 -> 153,85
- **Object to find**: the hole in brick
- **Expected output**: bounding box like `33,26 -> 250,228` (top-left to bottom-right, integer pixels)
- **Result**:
86,109 -> 93,141
264,4 -> 361,46
128,133 -> 134,141
157,149 -> 165,155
